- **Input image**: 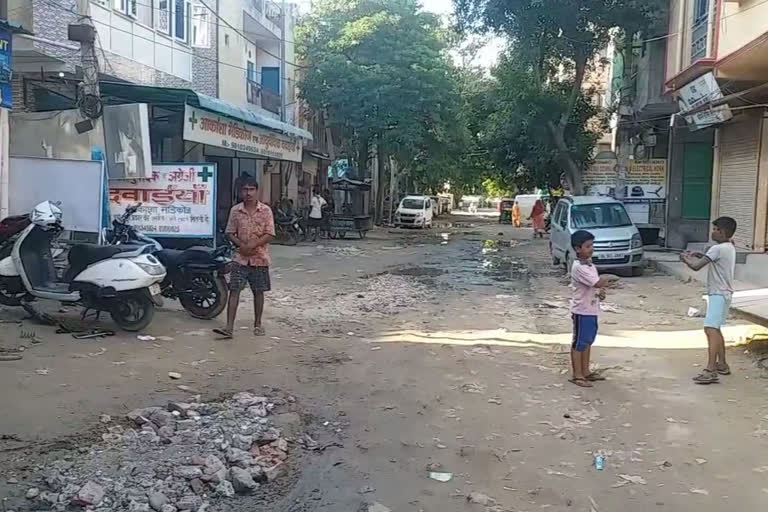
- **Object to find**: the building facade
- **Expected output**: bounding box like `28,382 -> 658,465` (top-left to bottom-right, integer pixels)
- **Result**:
665,0 -> 768,255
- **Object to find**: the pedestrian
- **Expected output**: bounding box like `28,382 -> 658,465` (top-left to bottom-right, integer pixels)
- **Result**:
529,199 -> 547,238
214,177 -> 275,339
512,201 -> 521,228
680,216 -> 737,384
569,230 -> 619,388
308,187 -> 327,242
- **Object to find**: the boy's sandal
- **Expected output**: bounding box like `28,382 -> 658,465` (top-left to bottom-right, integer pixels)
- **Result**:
213,328 -> 233,339
586,372 -> 606,381
715,363 -> 731,375
569,377 -> 593,388
253,326 -> 266,336
692,369 -> 719,384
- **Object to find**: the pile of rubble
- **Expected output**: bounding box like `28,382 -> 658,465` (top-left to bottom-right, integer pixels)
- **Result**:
16,392 -> 303,511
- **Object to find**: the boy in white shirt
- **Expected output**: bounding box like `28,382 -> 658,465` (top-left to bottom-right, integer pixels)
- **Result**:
680,216 -> 737,384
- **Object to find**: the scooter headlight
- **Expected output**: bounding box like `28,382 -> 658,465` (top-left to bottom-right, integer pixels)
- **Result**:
136,262 -> 165,276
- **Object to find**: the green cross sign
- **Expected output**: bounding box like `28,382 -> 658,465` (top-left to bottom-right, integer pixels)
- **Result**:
197,166 -> 213,182
188,110 -> 198,130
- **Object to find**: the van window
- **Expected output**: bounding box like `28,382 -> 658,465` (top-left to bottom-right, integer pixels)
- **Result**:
558,204 -> 568,229
571,203 -> 632,229
401,198 -> 425,209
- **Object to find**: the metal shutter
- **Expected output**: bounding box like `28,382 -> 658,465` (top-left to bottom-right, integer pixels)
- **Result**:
718,113 -> 762,249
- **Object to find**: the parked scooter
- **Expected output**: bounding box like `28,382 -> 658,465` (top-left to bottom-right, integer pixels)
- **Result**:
274,210 -> 301,246
106,203 -> 231,320
0,201 -> 166,331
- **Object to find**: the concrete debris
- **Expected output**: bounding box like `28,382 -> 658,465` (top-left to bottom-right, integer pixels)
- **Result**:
167,372 -> 182,380
428,472 -> 453,482
363,502 -> 392,512
10,391 -> 304,511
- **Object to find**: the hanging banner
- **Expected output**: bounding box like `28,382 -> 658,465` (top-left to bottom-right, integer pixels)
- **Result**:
0,27 -> 12,109
109,163 -> 217,238
183,105 -> 302,162
584,159 -> 667,201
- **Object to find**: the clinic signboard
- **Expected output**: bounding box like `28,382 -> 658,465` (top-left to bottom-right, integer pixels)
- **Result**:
109,164 -> 217,238
0,27 -> 12,109
183,105 -> 302,162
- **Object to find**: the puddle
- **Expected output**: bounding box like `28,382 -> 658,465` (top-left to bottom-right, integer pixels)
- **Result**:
390,266 -> 445,278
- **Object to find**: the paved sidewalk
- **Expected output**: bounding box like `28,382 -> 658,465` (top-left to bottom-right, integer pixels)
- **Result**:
647,249 -> 768,327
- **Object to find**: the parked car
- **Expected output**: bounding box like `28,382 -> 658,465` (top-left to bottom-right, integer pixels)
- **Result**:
550,196 -> 644,276
394,195 -> 433,228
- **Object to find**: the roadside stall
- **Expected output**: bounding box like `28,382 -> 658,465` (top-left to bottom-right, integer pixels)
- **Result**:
328,177 -> 372,239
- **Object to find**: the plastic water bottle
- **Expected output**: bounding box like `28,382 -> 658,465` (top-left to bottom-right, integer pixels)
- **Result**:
595,455 -> 604,471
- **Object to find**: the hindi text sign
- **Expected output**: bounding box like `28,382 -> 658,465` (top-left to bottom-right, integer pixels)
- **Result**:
110,164 -> 216,238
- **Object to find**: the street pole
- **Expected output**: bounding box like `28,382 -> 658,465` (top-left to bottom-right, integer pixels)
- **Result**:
71,0 -> 101,120
615,31 -> 634,201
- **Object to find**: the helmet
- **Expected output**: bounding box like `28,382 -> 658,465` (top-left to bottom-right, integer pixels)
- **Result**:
30,201 -> 63,230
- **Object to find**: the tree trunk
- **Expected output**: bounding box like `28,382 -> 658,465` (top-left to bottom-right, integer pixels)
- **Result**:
356,138 -> 369,180
547,121 -> 585,195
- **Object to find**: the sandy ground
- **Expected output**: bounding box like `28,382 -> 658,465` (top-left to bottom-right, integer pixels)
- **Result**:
2,214 -> 768,511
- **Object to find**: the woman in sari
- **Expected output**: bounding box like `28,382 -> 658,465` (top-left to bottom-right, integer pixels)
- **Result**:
529,199 -> 547,238
512,201 -> 521,228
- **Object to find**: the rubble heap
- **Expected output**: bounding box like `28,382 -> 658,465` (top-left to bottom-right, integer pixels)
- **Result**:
20,392 -> 299,512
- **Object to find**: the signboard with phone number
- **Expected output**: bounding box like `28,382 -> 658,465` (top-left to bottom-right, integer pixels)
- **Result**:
109,163 -> 217,238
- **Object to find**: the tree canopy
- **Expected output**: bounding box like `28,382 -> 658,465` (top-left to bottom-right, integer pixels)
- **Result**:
454,0 -> 665,193
297,0 -> 463,182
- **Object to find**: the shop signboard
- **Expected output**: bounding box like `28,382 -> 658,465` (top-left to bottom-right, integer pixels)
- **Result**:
109,163 -> 217,238
183,105 -> 302,162
678,72 -> 733,130
0,27 -> 12,109
584,159 -> 667,226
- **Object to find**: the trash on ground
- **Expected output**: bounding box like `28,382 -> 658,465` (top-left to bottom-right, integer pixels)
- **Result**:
137,335 -> 156,341
460,382 -> 486,394
428,472 -> 453,482
618,474 -> 647,485
690,488 -> 709,495
600,303 -> 620,313
35,368 -> 50,375
358,485 -> 376,494
695,458 -> 707,465
466,492 -> 495,505
168,371 -> 182,380
594,455 -> 604,471
687,307 -> 703,318
365,502 -> 392,512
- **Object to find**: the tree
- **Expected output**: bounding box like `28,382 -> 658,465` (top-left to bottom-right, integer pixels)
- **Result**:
454,0 -> 665,193
297,0 -> 463,217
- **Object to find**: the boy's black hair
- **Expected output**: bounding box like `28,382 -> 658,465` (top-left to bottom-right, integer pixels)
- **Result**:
239,176 -> 259,190
571,230 -> 595,249
713,216 -> 737,238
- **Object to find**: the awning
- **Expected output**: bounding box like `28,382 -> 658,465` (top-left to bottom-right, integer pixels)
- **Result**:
99,81 -> 313,141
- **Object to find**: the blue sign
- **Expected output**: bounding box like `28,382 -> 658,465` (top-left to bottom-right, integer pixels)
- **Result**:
0,28 -> 12,109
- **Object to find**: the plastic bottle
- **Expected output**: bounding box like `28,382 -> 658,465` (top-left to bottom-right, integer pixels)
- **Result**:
595,455 -> 604,471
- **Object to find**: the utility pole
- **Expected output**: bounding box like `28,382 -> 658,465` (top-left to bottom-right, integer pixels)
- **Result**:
70,0 -> 102,122
615,31 -> 634,201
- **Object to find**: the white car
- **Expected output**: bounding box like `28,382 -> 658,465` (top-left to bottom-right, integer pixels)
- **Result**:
395,195 -> 434,228
550,196 -> 644,276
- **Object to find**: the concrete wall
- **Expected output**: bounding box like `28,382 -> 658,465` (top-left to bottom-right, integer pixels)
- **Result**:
666,126 -> 715,249
718,0 -> 768,59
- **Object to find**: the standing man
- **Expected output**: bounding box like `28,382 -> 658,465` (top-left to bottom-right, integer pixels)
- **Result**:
214,177 -> 274,339
308,187 -> 327,242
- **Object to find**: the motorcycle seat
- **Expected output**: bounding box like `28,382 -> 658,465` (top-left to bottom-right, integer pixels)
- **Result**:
156,246 -> 215,267
64,244 -> 142,282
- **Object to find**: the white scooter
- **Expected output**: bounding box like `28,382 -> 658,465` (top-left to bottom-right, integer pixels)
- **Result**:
0,201 -> 167,331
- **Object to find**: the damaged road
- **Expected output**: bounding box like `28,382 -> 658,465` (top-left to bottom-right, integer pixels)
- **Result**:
2,218 -> 768,511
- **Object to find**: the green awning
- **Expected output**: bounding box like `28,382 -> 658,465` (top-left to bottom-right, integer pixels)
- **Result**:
99,81 -> 313,141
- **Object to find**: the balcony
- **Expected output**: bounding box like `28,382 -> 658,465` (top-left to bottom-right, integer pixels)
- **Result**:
246,80 -> 282,116
244,0 -> 282,40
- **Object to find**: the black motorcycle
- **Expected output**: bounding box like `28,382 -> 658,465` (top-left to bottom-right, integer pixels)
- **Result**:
274,211 -> 301,246
106,204 -> 231,320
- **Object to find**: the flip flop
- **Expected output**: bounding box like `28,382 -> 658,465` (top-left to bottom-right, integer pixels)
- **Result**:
586,372 -> 606,381
213,328 -> 233,339
569,377 -> 593,388
692,369 -> 719,384
253,326 -> 265,336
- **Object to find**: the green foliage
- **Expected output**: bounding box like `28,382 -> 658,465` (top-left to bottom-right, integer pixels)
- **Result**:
297,0 -> 462,177
454,0 -> 665,193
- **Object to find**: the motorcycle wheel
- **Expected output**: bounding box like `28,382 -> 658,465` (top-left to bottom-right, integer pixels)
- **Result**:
285,230 -> 298,246
110,292 -> 155,332
179,274 -> 228,320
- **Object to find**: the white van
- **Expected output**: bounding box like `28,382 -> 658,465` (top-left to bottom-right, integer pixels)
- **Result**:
395,195 -> 433,228
550,196 -> 644,276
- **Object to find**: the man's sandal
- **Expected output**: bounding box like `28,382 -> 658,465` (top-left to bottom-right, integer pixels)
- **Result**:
213,328 -> 233,340
586,372 -> 606,381
692,369 -> 719,384
569,377 -> 593,388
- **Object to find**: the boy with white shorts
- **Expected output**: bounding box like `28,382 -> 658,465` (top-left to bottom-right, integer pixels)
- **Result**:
680,216 -> 737,384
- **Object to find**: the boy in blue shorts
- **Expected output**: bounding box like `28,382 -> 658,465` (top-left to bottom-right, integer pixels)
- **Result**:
680,216 -> 737,384
569,230 -> 619,388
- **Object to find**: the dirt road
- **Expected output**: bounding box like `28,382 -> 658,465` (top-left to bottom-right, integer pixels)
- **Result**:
2,215 -> 768,511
